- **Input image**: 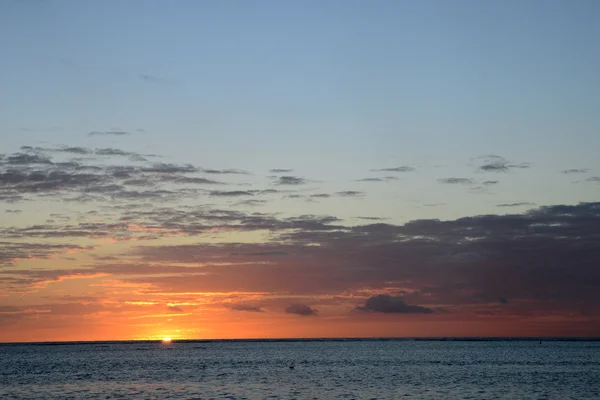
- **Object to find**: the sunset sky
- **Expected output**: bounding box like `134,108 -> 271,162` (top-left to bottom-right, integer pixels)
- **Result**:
1,0 -> 599,342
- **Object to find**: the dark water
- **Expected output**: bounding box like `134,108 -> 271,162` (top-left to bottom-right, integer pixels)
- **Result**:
1,339 -> 599,399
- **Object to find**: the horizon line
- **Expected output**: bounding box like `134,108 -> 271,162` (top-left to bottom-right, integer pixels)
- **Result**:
2,336 -> 600,345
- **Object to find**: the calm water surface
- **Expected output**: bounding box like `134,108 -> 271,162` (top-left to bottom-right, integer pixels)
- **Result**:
1,339 -> 599,399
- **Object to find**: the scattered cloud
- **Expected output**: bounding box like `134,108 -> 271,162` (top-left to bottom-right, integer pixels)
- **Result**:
335,191 -> 365,197
88,131 -> 129,136
371,166 -> 415,173
275,176 -> 306,185
285,304 -> 317,316
438,178 -> 473,184
269,169 -> 293,173
357,295 -> 433,314
497,202 -> 535,208
562,169 -> 589,174
356,176 -> 398,182
203,168 -> 250,175
230,304 -> 263,312
475,155 -> 530,173
210,191 -> 254,197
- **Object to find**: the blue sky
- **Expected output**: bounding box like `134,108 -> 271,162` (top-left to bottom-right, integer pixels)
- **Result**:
1,0 -> 600,224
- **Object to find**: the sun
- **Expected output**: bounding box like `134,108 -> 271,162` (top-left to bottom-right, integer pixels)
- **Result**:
162,337 -> 172,344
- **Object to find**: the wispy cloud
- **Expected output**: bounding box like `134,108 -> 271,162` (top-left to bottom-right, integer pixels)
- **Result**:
371,166 -> 415,173
335,191 -> 365,197
88,131 -> 130,136
275,176 -> 306,185
230,304 -> 264,312
210,191 -> 254,197
497,202 -> 536,208
437,178 -> 473,184
474,155 -> 530,173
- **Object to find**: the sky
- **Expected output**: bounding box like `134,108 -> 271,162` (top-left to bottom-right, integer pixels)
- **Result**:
1,0 -> 599,342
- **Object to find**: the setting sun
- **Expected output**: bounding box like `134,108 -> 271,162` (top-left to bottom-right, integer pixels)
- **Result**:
162,337 -> 172,344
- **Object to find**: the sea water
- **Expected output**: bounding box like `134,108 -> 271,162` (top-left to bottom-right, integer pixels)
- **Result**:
1,339 -> 599,399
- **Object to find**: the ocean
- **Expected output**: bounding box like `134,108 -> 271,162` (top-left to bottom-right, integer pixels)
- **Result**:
1,339 -> 599,399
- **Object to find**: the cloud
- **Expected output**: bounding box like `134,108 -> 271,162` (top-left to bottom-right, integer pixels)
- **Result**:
269,169 -> 293,173
230,304 -> 263,312
356,177 -> 398,182
95,148 -> 133,157
235,199 -> 267,207
371,166 -> 415,173
285,304 -> 317,316
310,193 -> 331,198
562,169 -> 589,174
56,147 -> 93,155
167,306 -> 183,312
586,177 -> 600,183
437,178 -> 473,184
140,163 -> 198,173
210,191 -> 254,197
335,191 -> 365,197
497,202 -> 535,208
203,168 -> 250,175
475,155 -> 530,173
6,153 -> 52,165
88,131 -> 130,136
483,180 -> 498,185
275,176 -> 306,185
357,295 -> 433,314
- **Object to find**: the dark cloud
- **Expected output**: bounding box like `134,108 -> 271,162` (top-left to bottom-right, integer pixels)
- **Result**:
167,306 -> 184,312
371,166 -> 415,173
586,177 -> 600,183
356,176 -> 398,182
6,153 -> 52,165
88,131 -> 129,136
269,169 -> 293,173
438,178 -> 473,184
230,304 -> 263,312
210,190 -> 254,197
158,175 -> 223,185
497,202 -> 535,208
235,199 -> 267,207
231,250 -> 288,256
562,169 -> 589,174
357,216 -> 385,221
57,147 -> 92,155
357,295 -> 433,314
140,163 -> 198,173
275,176 -> 306,185
0,242 -> 94,266
475,155 -> 530,173
202,168 -> 250,175
285,304 -> 317,316
335,191 -> 364,197
95,148 -> 133,157
310,193 -> 331,198
483,180 -> 498,185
